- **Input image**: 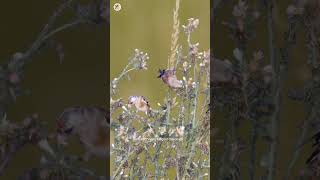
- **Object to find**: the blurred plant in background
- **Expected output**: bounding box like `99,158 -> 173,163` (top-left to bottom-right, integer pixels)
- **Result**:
285,0 -> 320,179
214,0 -> 320,179
110,0 -> 210,179
0,0 -> 108,179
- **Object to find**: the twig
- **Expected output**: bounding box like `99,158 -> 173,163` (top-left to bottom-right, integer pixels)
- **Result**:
42,19 -> 84,42
0,137 -> 28,175
112,150 -> 135,179
8,0 -> 76,71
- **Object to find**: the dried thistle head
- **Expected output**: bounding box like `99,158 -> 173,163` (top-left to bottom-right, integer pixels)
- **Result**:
232,0 -> 248,19
182,18 -> 199,34
291,0 -> 320,29
111,98 -> 124,111
132,49 -> 149,70
286,4 -> 305,16
262,65 -> 273,85
189,43 -> 199,58
249,50 -> 264,73
182,61 -> 189,72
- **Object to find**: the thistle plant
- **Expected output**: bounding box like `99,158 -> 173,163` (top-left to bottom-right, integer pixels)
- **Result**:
284,0 -> 320,179
110,3 -> 210,178
214,0 -> 279,179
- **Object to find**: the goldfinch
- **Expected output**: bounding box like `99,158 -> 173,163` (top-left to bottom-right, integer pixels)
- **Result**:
56,106 -> 109,161
128,96 -> 150,114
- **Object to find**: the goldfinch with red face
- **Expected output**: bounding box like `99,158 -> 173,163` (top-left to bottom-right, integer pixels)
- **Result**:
158,69 -> 183,88
56,106 -> 109,161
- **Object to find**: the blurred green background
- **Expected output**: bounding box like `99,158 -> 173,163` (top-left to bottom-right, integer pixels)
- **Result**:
214,0 -> 313,179
110,0 -> 210,102
110,0 -> 210,177
0,1 -> 107,178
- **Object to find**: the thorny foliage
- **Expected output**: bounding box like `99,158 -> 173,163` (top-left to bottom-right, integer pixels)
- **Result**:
0,0 -> 108,179
110,18 -> 210,179
214,0 -> 320,179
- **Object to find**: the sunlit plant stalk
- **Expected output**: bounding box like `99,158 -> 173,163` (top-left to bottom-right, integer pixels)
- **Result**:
168,0 -> 181,69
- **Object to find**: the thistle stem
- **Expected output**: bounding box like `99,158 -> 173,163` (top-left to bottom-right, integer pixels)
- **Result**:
267,1 -> 281,179
285,19 -> 318,180
249,119 -> 258,180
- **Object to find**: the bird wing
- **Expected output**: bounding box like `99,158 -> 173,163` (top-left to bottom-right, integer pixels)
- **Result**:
168,76 -> 182,88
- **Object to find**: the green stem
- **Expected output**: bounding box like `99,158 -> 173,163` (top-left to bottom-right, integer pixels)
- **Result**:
249,119 -> 258,180
267,0 -> 281,179
285,20 -> 318,180
112,150 -> 135,179
42,20 -> 84,42
181,62 -> 201,179
166,90 -> 171,125
9,0 -> 75,70
118,67 -> 136,80
153,141 -> 164,180
284,110 -> 312,179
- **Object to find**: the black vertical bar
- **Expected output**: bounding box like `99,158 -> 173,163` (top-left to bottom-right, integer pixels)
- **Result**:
210,0 -> 214,177
106,0 -> 110,179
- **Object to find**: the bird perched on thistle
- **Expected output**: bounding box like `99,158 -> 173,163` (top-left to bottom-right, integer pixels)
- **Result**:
128,96 -> 150,114
158,69 -> 183,88
56,106 -> 109,161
